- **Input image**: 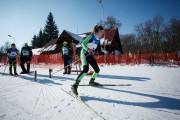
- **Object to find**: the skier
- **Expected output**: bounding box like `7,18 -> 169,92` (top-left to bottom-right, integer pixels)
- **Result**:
6,43 -> 19,75
71,25 -> 108,95
62,41 -> 72,74
20,43 -> 33,74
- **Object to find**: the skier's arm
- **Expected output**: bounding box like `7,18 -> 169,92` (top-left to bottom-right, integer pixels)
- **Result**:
68,46 -> 72,58
20,48 -> 23,56
29,47 -> 33,58
100,46 -> 107,54
81,35 -> 92,51
29,47 -> 33,61
96,42 -> 107,54
61,47 -> 64,60
17,49 -> 20,55
6,49 -> 10,55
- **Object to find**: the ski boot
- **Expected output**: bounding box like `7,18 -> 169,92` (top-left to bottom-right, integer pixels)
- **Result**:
14,72 -> 18,76
14,68 -> 18,76
89,78 -> 100,86
71,84 -> 78,96
9,67 -> 13,76
63,71 -> 68,74
20,70 -> 27,74
10,72 -> 13,76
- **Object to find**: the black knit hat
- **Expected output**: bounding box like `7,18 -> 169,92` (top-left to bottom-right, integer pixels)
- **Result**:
94,25 -> 104,33
11,43 -> 15,46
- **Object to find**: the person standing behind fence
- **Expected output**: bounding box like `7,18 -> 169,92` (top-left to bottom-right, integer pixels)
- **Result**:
62,41 -> 72,74
71,25 -> 108,96
6,43 -> 19,75
20,43 -> 33,74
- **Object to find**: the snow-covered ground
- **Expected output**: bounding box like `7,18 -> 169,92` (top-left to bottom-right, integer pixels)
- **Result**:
0,64 -> 180,120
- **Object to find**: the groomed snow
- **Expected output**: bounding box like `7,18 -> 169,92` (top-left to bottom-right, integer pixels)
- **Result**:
0,64 -> 180,120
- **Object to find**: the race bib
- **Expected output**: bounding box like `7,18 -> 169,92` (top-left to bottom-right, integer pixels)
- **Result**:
10,52 -> 17,56
62,47 -> 69,55
22,50 -> 30,56
87,43 -> 97,50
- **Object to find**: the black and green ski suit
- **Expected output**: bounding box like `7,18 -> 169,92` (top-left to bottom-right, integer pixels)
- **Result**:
75,34 -> 106,84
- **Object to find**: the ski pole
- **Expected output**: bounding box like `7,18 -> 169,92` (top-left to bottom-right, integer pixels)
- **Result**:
51,53 -> 91,76
2,58 -> 8,76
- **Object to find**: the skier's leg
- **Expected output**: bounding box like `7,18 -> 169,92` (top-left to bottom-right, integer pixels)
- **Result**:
68,58 -> 72,74
27,62 -> 30,73
75,65 -> 89,84
74,50 -> 89,85
67,63 -> 71,74
13,60 -> 18,75
20,60 -> 26,73
72,50 -> 89,95
63,59 -> 68,74
9,60 -> 13,75
71,65 -> 89,95
88,56 -> 100,85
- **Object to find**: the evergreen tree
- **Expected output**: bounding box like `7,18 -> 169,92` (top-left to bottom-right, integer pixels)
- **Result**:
37,29 -> 44,48
43,12 -> 59,44
31,35 -> 37,48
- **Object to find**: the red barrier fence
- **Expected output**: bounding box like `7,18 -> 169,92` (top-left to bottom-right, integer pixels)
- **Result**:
1,52 -> 179,68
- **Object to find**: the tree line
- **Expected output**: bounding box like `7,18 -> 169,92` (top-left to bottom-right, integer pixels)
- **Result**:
120,15 -> 180,54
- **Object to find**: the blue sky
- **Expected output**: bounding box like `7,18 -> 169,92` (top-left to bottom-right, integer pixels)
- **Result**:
0,0 -> 179,48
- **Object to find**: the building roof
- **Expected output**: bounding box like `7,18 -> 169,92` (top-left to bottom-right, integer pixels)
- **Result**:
55,30 -> 83,44
40,28 -> 122,54
39,39 -> 58,53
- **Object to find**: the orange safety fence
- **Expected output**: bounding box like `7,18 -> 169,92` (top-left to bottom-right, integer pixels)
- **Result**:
1,52 -> 179,68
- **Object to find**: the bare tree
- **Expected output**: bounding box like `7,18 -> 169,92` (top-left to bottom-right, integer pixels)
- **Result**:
152,15 -> 165,53
121,34 -> 136,53
0,41 -> 11,54
98,16 -> 121,29
4,41 -> 11,50
163,17 -> 180,52
135,15 -> 165,53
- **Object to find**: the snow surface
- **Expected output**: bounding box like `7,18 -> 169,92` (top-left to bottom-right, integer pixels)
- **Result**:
0,64 -> 180,120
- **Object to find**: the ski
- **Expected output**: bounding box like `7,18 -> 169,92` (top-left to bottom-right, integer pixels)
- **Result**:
60,88 -> 106,120
79,84 -> 131,86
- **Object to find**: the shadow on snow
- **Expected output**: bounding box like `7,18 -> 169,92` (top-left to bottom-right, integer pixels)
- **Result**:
81,87 -> 180,112
98,74 -> 150,81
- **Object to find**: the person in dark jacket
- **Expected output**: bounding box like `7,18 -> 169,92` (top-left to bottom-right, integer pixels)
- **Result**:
62,41 -> 72,74
6,43 -> 19,75
20,43 -> 33,74
71,25 -> 108,95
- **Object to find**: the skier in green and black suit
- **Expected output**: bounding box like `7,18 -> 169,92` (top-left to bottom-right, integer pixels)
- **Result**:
20,43 -> 33,74
71,25 -> 108,95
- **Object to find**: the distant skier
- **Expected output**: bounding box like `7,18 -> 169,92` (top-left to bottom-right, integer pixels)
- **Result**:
6,43 -> 19,75
20,43 -> 33,74
71,25 -> 108,95
62,41 -> 72,74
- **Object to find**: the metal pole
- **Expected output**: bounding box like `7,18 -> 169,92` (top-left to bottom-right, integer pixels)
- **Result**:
49,69 -> 52,78
98,0 -> 106,64
8,35 -> 15,44
35,70 -> 37,81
